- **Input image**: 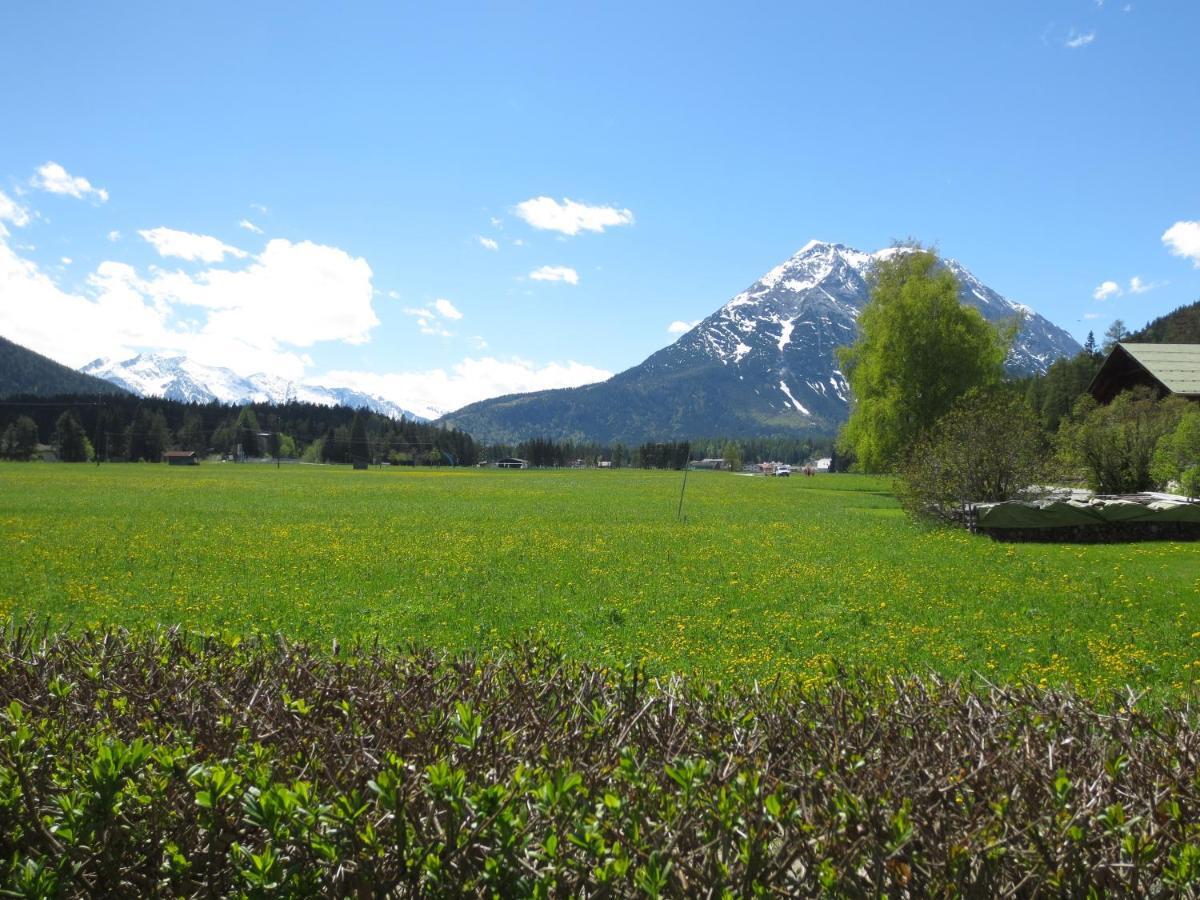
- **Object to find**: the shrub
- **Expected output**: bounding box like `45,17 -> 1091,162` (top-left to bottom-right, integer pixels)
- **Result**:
3,626 -> 1200,896
1152,408 -> 1200,497
1058,388 -> 1190,494
896,386 -> 1049,523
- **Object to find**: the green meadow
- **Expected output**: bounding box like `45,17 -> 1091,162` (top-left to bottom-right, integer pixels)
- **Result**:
2,462 -> 1198,695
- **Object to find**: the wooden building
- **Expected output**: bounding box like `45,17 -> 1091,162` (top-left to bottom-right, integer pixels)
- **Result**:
1088,343 -> 1200,404
165,450 -> 199,466
496,458 -> 528,469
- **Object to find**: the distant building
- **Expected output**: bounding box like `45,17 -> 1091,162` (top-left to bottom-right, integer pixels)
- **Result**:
497,457 -> 528,469
691,458 -> 726,470
165,450 -> 199,466
814,457 -> 832,472
598,460 -> 613,468
1089,343 -> 1200,404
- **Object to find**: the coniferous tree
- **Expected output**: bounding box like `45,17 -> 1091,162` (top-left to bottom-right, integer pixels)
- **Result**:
350,413 -> 369,465
53,410 -> 93,462
235,406 -> 261,459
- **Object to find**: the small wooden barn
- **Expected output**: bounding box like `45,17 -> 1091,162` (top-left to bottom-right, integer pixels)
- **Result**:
496,458 -> 528,469
164,451 -> 199,466
1089,343 -> 1200,404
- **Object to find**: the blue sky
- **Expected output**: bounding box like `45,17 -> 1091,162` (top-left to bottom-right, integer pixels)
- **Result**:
1,1 -> 1197,414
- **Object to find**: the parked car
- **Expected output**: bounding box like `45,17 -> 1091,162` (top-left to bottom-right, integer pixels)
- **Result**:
775,465 -> 791,477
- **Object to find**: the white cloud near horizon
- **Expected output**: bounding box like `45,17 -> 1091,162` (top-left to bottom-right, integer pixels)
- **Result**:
478,236 -> 499,251
1065,29 -> 1096,48
1093,280 -> 1121,300
513,197 -> 634,236
139,226 -> 248,263
239,219 -> 264,234
529,265 -> 580,285
0,232 -> 378,380
31,162 -> 109,203
667,319 -> 700,335
317,357 -> 613,418
1163,221 -> 1200,267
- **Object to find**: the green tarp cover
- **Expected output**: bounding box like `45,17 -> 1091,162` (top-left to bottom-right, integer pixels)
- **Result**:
976,498 -> 1200,529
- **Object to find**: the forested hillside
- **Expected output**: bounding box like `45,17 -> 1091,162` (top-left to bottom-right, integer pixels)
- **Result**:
1128,300 -> 1200,343
0,336 -> 129,398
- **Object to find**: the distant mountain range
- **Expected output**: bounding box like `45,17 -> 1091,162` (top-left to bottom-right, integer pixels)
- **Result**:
80,354 -> 425,421
0,336 -> 130,398
439,241 -> 1082,443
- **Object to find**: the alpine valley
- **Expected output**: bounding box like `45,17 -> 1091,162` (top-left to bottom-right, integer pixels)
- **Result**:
438,241 -> 1081,444
80,354 -> 426,422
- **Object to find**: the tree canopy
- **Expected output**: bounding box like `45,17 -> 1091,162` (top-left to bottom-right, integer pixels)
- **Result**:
836,248 -> 1009,472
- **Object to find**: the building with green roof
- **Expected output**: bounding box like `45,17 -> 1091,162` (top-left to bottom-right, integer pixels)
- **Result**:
1088,343 -> 1200,404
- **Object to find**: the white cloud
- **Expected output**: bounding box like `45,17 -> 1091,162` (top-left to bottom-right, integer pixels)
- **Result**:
251,203 -> 269,215
667,319 -> 700,335
478,236 -> 499,251
60,257 -> 72,265
387,289 -> 401,300
1083,312 -> 1106,320
513,197 -> 634,236
318,356 -> 613,418
434,298 -> 463,320
1093,280 -> 1122,300
0,190 -> 31,234
403,297 -> 461,335
1065,29 -> 1096,48
139,226 -> 248,263
1129,276 -> 1161,294
107,230 -> 121,242
0,232 -> 378,379
239,219 -> 264,234
1163,220 -> 1200,266
529,265 -> 580,285
31,162 -> 108,202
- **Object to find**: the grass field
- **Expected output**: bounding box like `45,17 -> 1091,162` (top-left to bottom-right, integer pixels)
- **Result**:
2,462 -> 1198,695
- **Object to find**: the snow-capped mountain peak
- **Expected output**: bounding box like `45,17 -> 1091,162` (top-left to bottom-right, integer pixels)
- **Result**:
653,240 -> 1080,426
80,354 -> 427,421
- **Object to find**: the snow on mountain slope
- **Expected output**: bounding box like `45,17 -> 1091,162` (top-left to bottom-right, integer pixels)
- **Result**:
80,354 -> 426,421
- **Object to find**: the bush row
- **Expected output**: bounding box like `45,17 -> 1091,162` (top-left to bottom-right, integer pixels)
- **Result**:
2,626 -> 1199,896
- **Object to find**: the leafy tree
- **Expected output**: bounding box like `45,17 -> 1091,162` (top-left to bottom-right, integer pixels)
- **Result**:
896,387 -> 1049,523
1057,388 -> 1189,493
53,410 -> 93,462
1,416 -> 39,460
836,248 -> 1009,471
721,442 -> 743,472
1151,408 -> 1200,498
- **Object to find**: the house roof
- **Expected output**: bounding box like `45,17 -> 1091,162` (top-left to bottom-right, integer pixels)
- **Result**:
1089,343 -> 1200,403
1117,343 -> 1200,395
164,450 -> 196,458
